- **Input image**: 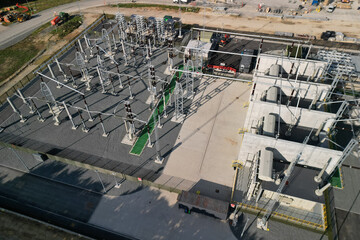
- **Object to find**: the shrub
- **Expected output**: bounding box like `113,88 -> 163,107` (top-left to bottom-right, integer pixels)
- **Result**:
51,15 -> 83,38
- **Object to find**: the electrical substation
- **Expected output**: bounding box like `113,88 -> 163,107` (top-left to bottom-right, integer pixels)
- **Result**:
0,11 -> 359,235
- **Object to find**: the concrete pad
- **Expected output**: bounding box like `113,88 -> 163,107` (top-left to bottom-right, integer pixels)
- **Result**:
163,77 -> 251,188
120,134 -> 135,146
153,174 -> 196,191
200,82 -> 251,187
88,187 -> 237,240
333,167 -> 360,215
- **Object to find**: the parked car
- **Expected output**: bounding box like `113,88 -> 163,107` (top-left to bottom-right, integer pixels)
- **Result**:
327,4 -> 336,13
320,31 -> 336,40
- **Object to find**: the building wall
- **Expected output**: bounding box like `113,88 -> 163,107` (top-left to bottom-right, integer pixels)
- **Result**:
256,54 -> 327,79
237,133 -> 342,173
252,75 -> 331,102
244,100 -> 336,131
262,190 -> 324,213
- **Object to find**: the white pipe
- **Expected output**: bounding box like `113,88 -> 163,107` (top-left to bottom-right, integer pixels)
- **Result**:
37,72 -> 84,96
314,158 -> 331,183
315,183 -> 331,196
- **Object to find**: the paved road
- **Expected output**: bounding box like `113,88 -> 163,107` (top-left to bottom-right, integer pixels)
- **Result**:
0,0 -> 120,50
0,0 -> 179,50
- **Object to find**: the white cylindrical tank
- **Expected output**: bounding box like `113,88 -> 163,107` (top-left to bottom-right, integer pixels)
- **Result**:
259,148 -> 274,182
263,113 -> 276,137
266,86 -> 278,103
269,64 -> 280,77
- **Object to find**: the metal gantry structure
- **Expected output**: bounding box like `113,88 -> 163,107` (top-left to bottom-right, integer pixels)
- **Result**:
3,12 -> 186,168
3,14 -> 360,231
174,72 -> 184,121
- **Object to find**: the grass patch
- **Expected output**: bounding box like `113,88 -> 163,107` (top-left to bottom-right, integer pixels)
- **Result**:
51,15 -> 83,38
0,47 -> 39,83
130,67 -> 185,155
31,22 -> 51,36
113,3 -> 200,13
342,89 -> 360,98
329,167 -> 343,188
104,14 -> 115,20
0,14 -> 82,83
0,21 -> 51,83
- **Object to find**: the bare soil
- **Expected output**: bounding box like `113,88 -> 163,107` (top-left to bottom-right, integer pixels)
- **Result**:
85,6 -> 360,39
2,6 -> 360,97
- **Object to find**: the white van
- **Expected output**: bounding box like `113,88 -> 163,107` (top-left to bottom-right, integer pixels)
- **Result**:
327,5 -> 335,13
173,0 -> 188,4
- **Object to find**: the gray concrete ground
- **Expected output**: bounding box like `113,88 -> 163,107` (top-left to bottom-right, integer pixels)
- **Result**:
332,165 -> 360,240
162,77 -> 251,192
0,164 -> 102,223
335,208 -> 360,240
88,185 -> 325,240
333,166 -> 360,215
0,154 -> 325,240
0,208 -> 90,240
0,145 -> 141,195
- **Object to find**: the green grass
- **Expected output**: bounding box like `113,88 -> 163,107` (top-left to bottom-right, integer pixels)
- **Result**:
113,3 -> 200,13
51,15 -> 83,38
329,167 -> 343,188
10,0 -> 79,14
130,67 -> 184,156
0,21 -> 50,83
0,14 -> 82,83
342,89 -> 360,98
0,47 -> 39,83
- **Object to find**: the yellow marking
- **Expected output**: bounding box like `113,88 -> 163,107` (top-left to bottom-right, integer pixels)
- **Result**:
339,167 -> 344,189
322,204 -> 328,229
238,128 -> 248,134
232,160 -> 244,169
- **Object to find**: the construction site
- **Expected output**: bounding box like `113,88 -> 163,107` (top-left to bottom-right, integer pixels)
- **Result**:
0,3 -> 360,239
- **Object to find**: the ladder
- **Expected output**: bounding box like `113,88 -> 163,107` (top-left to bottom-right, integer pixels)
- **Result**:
328,101 -> 349,132
329,139 -> 359,176
246,151 -> 260,200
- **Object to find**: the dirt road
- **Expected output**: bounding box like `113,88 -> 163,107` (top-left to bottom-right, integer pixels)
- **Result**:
85,6 -> 360,39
